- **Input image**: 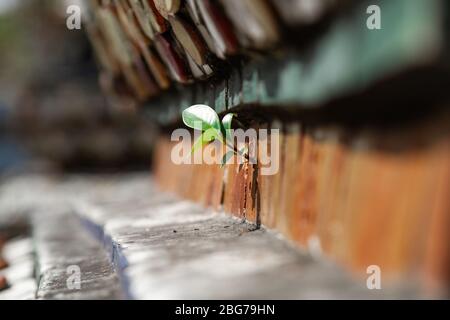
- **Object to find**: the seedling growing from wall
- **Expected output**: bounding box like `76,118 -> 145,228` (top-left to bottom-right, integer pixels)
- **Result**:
182,104 -> 249,166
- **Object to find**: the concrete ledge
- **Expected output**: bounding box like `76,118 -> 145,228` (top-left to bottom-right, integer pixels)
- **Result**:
0,174 -> 422,299
71,176 -> 419,299
33,210 -> 123,300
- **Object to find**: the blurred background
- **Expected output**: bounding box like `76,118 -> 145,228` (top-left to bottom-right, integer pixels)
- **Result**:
0,0 -> 156,174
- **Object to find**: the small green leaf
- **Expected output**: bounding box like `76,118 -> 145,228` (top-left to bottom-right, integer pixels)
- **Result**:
222,113 -> 236,146
221,113 -> 235,131
191,134 -> 208,155
182,105 -> 221,132
220,150 -> 235,168
203,127 -> 224,144
190,128 -> 224,155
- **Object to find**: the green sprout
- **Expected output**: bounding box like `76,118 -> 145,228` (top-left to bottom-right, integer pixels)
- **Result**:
182,105 -> 248,166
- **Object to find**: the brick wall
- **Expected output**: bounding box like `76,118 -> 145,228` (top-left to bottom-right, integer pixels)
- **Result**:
154,114 -> 450,292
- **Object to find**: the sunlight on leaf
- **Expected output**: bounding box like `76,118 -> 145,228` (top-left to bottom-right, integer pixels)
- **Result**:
221,113 -> 235,131
222,113 -> 235,146
182,105 -> 221,132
